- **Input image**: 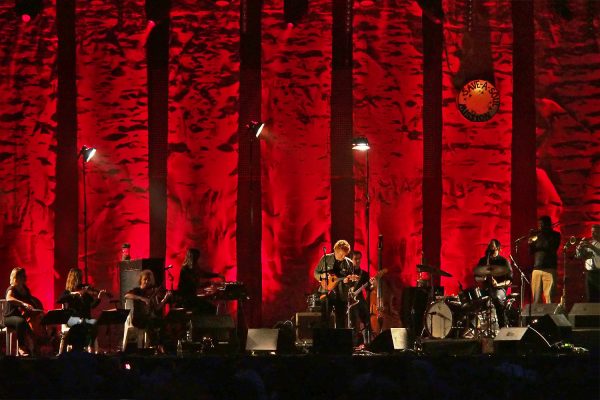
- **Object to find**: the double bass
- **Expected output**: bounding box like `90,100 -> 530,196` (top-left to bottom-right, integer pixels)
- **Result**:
370,235 -> 385,336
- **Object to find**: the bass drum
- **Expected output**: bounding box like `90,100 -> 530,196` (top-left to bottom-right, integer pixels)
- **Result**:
424,300 -> 457,339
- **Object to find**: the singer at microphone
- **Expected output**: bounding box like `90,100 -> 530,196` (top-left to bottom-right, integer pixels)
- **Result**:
529,216 -> 561,305
313,240 -> 354,331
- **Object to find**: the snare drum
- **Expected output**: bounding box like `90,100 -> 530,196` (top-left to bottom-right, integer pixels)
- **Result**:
424,300 -> 458,339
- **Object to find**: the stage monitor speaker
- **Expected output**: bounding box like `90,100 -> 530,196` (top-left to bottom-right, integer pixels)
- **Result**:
367,328 -> 413,353
295,312 -> 332,344
246,329 -> 279,352
529,314 -> 572,345
119,258 -> 165,305
494,327 -> 551,354
191,314 -> 238,353
312,328 -> 353,355
521,303 -> 563,324
568,303 -> 600,328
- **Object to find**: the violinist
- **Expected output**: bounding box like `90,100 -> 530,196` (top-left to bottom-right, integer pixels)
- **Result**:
177,248 -> 224,315
124,270 -> 171,348
4,267 -> 41,356
57,268 -> 108,351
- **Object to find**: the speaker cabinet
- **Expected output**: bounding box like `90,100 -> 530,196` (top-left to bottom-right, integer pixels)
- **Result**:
119,258 -> 165,305
367,328 -> 412,353
312,328 -> 353,355
246,329 -> 279,352
530,314 -> 572,344
521,303 -> 563,324
568,303 -> 600,328
191,315 -> 238,353
295,312 -> 332,344
494,327 -> 551,354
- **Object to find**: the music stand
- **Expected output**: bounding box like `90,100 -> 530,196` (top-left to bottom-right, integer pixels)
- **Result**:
97,308 -> 130,353
41,309 -> 75,325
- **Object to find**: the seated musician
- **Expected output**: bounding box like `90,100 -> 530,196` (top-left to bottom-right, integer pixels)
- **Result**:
474,239 -> 513,327
4,267 -> 41,356
124,270 -> 171,348
314,240 -> 357,329
57,268 -> 108,351
177,248 -> 224,315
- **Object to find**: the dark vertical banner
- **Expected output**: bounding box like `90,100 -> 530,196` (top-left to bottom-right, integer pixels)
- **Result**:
167,1 -> 239,285
55,0 -> 78,299
440,0 -> 513,294
353,1 -> 423,290
534,1 -> 600,303
0,1 -> 57,307
330,0 -> 354,248
261,0 -> 332,327
421,0 -> 442,285
147,0 -> 170,262
237,0 -> 262,327
76,0 -> 150,294
511,0 -> 535,295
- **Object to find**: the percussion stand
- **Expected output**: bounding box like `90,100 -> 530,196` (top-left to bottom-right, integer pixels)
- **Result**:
509,254 -> 529,327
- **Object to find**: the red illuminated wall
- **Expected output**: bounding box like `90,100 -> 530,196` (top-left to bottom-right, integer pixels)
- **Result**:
75,0 -> 150,296
534,0 -> 600,304
0,0 -> 598,324
0,2 -> 57,308
440,0 -> 513,294
166,1 -> 240,288
261,0 -> 333,326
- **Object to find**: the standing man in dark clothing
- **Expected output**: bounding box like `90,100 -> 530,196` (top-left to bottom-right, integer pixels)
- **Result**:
474,239 -> 512,327
177,248 -> 224,315
347,250 -> 372,345
314,240 -> 357,329
575,224 -> 600,302
529,216 -> 561,304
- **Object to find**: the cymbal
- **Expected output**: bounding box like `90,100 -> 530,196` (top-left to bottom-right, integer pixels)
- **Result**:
417,264 -> 453,278
473,264 -> 510,277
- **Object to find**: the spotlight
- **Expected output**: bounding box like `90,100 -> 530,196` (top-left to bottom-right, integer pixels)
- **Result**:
15,0 -> 43,22
352,137 -> 370,151
247,121 -> 265,138
79,145 -> 96,162
284,0 -> 308,25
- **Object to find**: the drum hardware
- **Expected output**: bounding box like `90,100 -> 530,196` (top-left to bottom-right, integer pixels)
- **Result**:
473,264 -> 511,277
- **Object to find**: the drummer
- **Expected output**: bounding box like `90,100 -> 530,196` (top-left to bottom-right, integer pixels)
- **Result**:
474,239 -> 513,327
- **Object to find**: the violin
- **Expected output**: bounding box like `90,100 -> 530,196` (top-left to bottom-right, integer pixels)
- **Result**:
73,284 -> 113,298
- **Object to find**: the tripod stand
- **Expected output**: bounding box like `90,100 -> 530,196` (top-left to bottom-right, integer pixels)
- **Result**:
509,253 -> 529,327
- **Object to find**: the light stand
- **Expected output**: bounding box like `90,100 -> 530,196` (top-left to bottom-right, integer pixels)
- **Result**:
79,145 -> 96,284
352,137 -> 370,343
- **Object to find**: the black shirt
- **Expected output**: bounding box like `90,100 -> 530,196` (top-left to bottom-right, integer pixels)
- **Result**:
530,229 -> 561,269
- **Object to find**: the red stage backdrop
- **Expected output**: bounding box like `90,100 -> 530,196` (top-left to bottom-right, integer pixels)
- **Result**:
534,0 -> 600,304
76,0 -> 150,299
440,0 -> 513,295
353,1 -> 424,310
261,0 -> 333,326
167,0 -> 240,287
0,2 -> 57,308
0,0 -> 598,323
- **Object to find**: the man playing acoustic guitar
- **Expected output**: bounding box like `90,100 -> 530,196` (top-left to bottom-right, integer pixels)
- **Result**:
314,240 -> 358,329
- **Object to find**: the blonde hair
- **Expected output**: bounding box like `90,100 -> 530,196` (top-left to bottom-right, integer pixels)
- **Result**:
333,240 -> 351,254
65,268 -> 82,291
138,270 -> 156,286
9,267 -> 25,287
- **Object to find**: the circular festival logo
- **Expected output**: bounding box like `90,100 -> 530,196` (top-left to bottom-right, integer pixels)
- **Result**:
456,79 -> 500,122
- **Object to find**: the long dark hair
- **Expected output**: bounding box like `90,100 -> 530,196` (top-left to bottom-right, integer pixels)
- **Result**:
182,248 -> 201,270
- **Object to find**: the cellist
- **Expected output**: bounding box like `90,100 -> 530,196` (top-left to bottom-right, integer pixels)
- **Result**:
4,267 -> 43,356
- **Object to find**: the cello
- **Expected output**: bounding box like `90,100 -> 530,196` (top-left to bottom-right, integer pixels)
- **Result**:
370,234 -> 385,336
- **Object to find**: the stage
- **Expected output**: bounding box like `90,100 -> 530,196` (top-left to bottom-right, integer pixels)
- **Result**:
1,337 -> 598,399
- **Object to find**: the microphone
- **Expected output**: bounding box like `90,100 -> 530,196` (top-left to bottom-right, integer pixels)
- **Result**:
164,264 -> 173,270
322,247 -> 327,257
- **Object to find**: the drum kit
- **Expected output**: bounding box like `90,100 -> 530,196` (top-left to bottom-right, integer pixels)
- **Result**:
420,263 -> 515,340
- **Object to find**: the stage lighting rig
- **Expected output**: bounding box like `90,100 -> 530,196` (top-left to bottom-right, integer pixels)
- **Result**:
15,0 -> 43,22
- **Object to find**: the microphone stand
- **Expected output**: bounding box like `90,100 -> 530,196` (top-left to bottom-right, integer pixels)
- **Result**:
321,247 -> 331,328
509,253 -> 529,327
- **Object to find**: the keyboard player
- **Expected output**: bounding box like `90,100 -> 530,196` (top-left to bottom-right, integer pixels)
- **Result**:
177,248 -> 224,315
